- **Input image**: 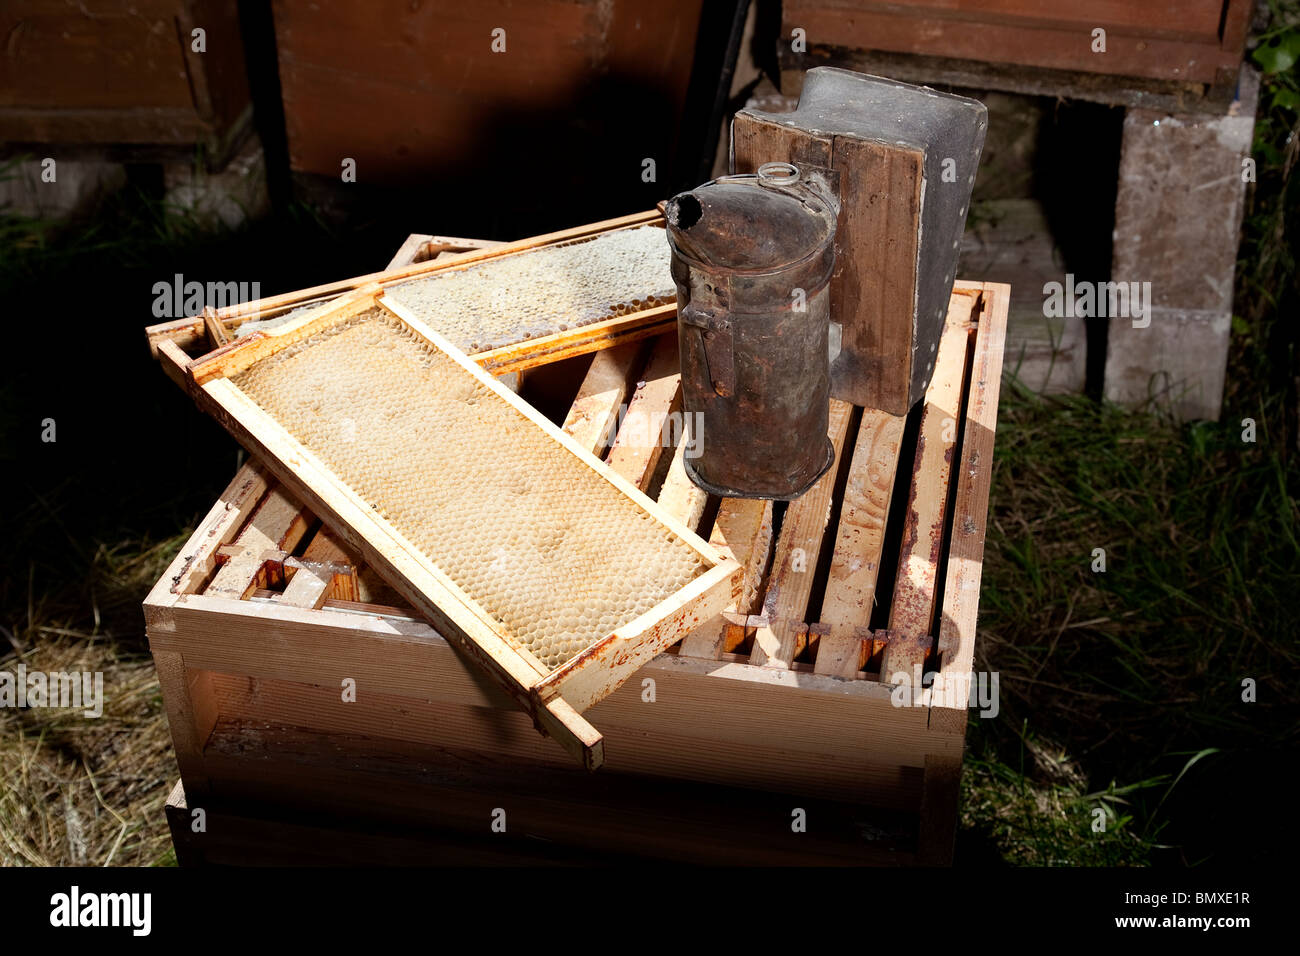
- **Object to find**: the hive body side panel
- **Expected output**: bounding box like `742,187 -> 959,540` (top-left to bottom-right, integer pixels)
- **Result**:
831,134 -> 923,414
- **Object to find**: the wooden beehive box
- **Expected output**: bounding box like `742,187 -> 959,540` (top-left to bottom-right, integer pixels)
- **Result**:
145,235 -> 1008,864
0,0 -> 250,157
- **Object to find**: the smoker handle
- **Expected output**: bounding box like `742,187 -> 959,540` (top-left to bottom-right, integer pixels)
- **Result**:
681,305 -> 736,398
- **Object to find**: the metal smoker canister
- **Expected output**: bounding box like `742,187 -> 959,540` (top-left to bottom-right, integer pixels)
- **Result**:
664,162 -> 838,500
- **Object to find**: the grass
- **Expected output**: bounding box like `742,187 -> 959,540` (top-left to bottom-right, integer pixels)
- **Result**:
1,9 -> 1298,863
959,384 -> 1297,866
0,535 -> 185,866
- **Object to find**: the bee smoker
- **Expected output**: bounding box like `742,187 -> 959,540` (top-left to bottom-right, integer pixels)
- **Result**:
665,162 -> 838,500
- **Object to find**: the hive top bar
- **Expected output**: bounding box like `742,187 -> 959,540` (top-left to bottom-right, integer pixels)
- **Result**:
733,68 -> 987,414
174,286 -> 740,769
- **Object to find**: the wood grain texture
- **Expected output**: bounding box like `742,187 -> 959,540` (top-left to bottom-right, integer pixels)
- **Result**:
732,114 -> 924,414
205,485 -> 311,600
562,341 -> 647,457
678,498 -> 774,660
750,399 -> 855,668
830,135 -> 923,414
814,408 -> 906,678
932,283 -> 1008,736
887,294 -> 977,642
656,441 -> 709,533
604,335 -> 682,492
783,0 -> 1248,84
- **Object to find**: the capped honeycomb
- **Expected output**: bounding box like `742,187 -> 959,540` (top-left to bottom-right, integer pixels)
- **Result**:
229,308 -> 707,671
379,224 -> 673,352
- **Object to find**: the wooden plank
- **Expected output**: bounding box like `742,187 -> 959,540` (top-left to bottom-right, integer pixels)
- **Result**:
604,336 -> 681,491
473,305 -> 676,378
656,441 -> 709,532
385,233 -> 435,270
156,598 -> 941,804
150,649 -> 217,799
783,1 -> 1243,84
142,460 -> 271,620
201,306 -> 229,349
828,134 -> 924,415
279,564 -> 332,610
932,282 -> 1008,735
750,399 -> 855,668
386,234 -> 504,270
879,629 -> 932,689
917,753 -> 963,866
814,408 -> 906,678
205,485 -> 311,600
789,0 -> 1227,41
678,498 -> 773,659
196,719 -> 915,864
561,341 -> 647,458
887,294 -> 977,643
732,114 -> 925,415
286,525 -> 360,602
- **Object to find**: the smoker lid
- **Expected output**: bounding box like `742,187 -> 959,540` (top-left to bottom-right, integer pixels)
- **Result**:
665,166 -> 835,273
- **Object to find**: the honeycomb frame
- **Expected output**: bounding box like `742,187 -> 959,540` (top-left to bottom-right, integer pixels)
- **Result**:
182,285 -> 740,769
144,211 -> 677,377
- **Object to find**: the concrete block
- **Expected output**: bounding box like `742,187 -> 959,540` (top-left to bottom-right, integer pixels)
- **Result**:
0,156 -> 126,219
163,135 -> 269,231
1104,68 -> 1259,420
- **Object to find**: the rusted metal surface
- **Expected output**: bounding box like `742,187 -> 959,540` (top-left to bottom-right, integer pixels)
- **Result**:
665,163 -> 838,500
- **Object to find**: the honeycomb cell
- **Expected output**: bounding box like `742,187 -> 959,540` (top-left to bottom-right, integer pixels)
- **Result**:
231,308 -> 706,670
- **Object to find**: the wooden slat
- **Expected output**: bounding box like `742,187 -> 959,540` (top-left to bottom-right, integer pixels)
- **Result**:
142,461 -> 271,611
560,340 -> 647,457
656,441 -> 709,532
151,595 -> 939,806
783,1 -> 1243,84
678,499 -> 773,660
150,649 -> 217,799
887,293 -> 977,645
385,234 -> 502,271
814,408 -> 906,678
604,336 -> 681,492
750,399 -> 855,668
205,485 -> 311,600
878,629 -> 931,688
279,565 -> 332,609
932,283 -> 1008,735
732,114 -> 925,415
468,304 -> 676,378
282,526 -> 360,603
